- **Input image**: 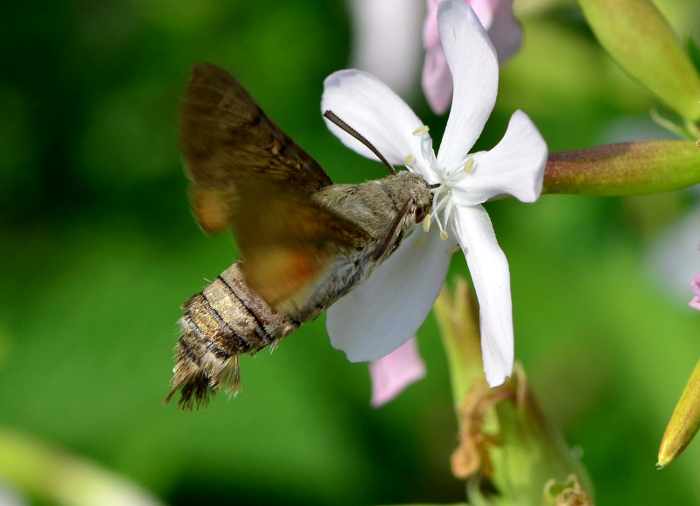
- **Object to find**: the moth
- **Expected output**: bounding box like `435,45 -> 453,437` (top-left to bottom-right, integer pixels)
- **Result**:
166,62 -> 434,409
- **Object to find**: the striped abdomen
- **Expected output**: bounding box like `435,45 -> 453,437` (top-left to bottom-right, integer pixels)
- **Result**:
166,262 -> 299,409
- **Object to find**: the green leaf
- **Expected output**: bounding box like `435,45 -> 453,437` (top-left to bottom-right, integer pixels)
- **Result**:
577,0 -> 700,121
543,140 -> 700,195
687,37 -> 700,77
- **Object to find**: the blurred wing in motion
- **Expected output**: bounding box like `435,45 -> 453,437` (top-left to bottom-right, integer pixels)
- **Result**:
180,62 -> 334,234
234,180 -> 372,313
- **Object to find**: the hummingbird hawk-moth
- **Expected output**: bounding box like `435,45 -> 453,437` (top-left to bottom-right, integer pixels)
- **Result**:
166,62 -> 434,409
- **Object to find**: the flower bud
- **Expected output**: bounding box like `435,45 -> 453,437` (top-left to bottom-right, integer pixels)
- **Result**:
435,279 -> 593,502
543,141 -> 700,196
577,0 -> 700,121
657,358 -> 700,469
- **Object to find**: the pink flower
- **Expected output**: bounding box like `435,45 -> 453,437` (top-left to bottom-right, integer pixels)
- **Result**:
369,338 -> 426,407
423,0 -> 522,114
690,273 -> 700,311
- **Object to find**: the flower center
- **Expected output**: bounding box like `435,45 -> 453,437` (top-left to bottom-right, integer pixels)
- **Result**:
426,184 -> 451,240
405,126 -> 474,243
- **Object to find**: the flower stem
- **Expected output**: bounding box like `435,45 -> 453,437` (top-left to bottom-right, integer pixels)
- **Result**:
433,278 -> 484,406
543,141 -> 700,196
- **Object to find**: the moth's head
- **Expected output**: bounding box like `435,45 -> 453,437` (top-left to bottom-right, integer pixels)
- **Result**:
390,171 -> 434,227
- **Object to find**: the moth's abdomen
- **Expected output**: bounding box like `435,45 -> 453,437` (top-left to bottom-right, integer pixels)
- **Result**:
166,263 -> 299,409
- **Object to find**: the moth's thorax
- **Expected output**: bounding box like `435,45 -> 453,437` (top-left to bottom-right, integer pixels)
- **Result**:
276,171 -> 433,321
311,171 -> 432,240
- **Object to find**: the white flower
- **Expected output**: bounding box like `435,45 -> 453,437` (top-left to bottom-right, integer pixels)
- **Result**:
322,0 -> 547,387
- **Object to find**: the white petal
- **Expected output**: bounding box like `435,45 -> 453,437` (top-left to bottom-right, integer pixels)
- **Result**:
322,70 -> 425,167
369,337 -> 426,407
451,205 -> 513,386
452,110 -> 547,206
326,227 -> 452,362
436,0 -> 499,168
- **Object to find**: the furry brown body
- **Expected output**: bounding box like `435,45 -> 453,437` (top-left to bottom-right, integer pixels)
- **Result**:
166,63 -> 432,408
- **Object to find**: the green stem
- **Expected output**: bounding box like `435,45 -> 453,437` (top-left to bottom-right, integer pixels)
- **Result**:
0,427 -> 163,506
543,141 -> 700,196
433,279 -> 484,406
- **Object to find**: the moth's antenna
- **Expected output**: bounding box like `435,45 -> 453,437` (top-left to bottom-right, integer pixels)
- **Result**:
323,110 -> 397,175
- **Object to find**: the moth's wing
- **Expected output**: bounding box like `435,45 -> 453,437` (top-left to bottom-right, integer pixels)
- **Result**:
234,181 -> 373,312
180,62 -> 334,234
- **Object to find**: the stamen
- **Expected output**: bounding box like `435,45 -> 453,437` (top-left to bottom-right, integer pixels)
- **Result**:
404,154 -> 414,165
432,189 -> 450,216
412,235 -> 428,248
422,213 -> 432,233
440,230 -> 449,241
447,245 -> 461,255
412,125 -> 430,136
420,134 -> 434,162
463,158 -> 474,173
428,185 -> 450,238
442,200 -> 455,231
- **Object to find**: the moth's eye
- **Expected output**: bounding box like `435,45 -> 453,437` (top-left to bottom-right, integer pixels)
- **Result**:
413,205 -> 427,224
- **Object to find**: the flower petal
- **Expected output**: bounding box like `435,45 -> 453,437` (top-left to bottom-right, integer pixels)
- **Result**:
423,0 -> 441,49
422,44 -> 453,115
326,227 -> 452,362
452,110 -> 547,206
369,337 -> 426,407
451,205 -> 513,386
468,0 -> 496,29
690,273 -> 700,311
436,0 -> 499,168
322,70 -> 425,166
422,0 -> 452,115
488,0 -> 522,64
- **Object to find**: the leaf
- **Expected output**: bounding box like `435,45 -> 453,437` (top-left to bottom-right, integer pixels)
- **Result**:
577,0 -> 700,121
686,36 -> 700,77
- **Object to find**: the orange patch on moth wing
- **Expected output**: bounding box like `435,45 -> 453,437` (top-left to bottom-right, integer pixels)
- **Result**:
192,188 -> 235,235
242,247 -> 331,310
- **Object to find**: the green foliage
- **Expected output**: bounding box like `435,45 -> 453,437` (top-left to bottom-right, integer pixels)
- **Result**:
577,0 -> 700,121
687,37 -> 700,77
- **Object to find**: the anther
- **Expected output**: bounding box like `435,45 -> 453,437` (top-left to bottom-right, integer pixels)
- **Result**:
412,236 -> 428,248
463,158 -> 474,173
404,154 -> 414,164
440,230 -> 449,241
412,125 -> 430,136
423,213 -> 432,233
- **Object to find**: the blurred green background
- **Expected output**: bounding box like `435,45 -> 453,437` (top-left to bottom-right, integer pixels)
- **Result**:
1,0 -> 700,504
